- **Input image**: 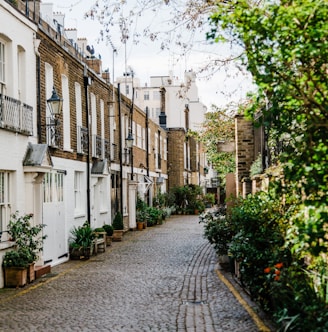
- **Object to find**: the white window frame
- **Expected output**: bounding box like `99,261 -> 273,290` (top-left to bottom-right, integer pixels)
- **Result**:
74,171 -> 85,215
137,124 -> 142,148
99,177 -> 107,212
0,171 -> 11,236
62,75 -> 71,151
43,172 -> 64,203
0,40 -> 5,85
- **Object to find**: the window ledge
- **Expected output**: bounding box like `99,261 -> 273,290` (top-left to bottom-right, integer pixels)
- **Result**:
0,241 -> 15,251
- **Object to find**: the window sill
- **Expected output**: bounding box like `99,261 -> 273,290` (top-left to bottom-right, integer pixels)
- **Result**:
0,241 -> 15,251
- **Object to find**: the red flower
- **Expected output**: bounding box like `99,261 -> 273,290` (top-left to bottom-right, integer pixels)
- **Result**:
274,275 -> 280,281
275,269 -> 281,276
264,267 -> 271,274
274,262 -> 283,269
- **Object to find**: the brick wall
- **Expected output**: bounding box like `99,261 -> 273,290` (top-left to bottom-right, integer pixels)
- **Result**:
235,115 -> 254,196
167,128 -> 186,189
37,29 -> 112,162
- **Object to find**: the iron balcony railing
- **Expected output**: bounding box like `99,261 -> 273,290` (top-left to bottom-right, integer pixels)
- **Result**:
92,135 -> 103,159
77,126 -> 88,154
156,153 -> 162,170
0,93 -> 33,135
46,117 -> 61,148
111,143 -> 117,162
104,139 -> 110,160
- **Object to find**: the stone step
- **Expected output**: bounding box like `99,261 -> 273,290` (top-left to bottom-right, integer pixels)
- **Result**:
34,264 -> 51,279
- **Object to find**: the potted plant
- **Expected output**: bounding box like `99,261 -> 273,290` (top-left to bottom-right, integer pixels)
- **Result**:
2,248 -> 32,287
204,193 -> 215,208
194,200 -> 205,215
147,207 -> 161,226
136,210 -> 148,231
69,221 -> 95,260
5,211 -> 46,284
112,212 -> 124,241
102,224 -> 114,246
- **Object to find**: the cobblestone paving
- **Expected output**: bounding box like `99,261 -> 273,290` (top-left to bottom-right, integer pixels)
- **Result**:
0,214 -> 268,332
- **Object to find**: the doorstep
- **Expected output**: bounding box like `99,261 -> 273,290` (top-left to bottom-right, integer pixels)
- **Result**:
34,264 -> 51,279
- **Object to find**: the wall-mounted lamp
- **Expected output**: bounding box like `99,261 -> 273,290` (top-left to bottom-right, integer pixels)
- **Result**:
47,86 -> 63,116
46,87 -> 63,147
126,132 -> 134,148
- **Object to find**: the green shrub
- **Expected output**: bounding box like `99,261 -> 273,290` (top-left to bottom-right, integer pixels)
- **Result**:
69,221 -> 95,249
94,227 -> 105,233
7,211 -> 46,263
200,211 -> 234,256
102,224 -> 114,236
146,207 -> 161,226
112,212 -> 124,230
3,248 -> 32,268
229,191 -> 290,309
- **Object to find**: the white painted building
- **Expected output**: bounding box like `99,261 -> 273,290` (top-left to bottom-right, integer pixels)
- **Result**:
0,0 -> 40,287
115,70 -> 207,131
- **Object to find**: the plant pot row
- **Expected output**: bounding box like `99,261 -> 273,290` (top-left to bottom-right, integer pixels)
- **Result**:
4,262 -> 36,288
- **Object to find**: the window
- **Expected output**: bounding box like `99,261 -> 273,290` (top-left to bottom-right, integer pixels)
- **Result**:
144,91 -> 149,100
0,171 -> 11,235
74,171 -> 84,214
137,124 -> 142,148
62,75 -> 71,150
43,172 -> 64,203
153,91 -> 160,100
0,41 -> 5,84
153,108 -> 160,119
99,177 -> 107,211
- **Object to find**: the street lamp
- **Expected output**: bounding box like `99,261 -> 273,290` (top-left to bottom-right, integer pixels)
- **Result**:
47,86 -> 63,116
46,86 -> 63,147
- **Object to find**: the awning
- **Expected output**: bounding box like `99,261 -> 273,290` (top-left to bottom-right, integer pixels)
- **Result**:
23,143 -> 53,172
138,175 -> 153,194
91,160 -> 108,175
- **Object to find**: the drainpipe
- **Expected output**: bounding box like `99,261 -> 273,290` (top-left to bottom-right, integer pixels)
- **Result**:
34,37 -> 42,143
129,87 -> 135,180
118,83 -> 123,217
83,66 -> 91,225
36,55 -> 41,143
145,106 -> 150,205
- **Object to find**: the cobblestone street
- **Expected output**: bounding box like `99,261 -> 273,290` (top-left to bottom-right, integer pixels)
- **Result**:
0,214 -> 273,332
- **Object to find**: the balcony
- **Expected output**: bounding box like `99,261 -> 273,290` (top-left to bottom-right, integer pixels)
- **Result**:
77,126 -> 88,154
92,135 -> 103,159
156,153 -> 162,170
0,94 -> 33,136
46,117 -> 61,148
104,139 -> 110,160
110,143 -> 118,162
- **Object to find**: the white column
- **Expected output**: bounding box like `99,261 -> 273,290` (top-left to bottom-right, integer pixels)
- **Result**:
128,180 -> 138,229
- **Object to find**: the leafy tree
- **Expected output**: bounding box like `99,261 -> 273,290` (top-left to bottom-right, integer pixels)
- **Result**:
189,104 -> 236,183
206,0 -> 328,328
84,0 -> 248,86
208,0 -> 328,259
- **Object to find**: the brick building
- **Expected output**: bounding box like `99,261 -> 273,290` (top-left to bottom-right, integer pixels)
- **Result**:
0,0 -> 168,284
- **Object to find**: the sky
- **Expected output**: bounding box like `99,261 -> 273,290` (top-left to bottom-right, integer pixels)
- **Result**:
50,0 -> 255,110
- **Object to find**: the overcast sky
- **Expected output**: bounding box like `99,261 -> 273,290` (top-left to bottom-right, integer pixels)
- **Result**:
51,0 -> 254,109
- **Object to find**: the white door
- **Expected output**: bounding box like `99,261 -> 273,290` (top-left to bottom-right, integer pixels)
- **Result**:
42,171 -> 66,265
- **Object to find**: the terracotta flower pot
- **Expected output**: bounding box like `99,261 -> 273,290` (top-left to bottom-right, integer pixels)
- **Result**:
137,222 -> 144,231
112,230 -> 123,242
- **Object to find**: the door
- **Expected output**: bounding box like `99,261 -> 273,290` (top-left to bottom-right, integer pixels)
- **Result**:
42,171 -> 66,265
